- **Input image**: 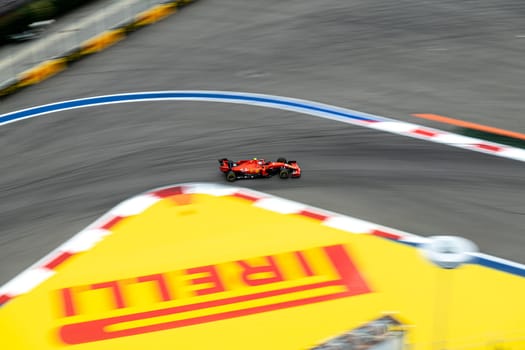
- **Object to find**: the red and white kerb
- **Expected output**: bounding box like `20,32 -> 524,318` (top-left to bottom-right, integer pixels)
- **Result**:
366,121 -> 525,161
0,183 -> 431,307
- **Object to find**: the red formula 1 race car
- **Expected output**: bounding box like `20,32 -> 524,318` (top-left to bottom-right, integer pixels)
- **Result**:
218,157 -> 301,182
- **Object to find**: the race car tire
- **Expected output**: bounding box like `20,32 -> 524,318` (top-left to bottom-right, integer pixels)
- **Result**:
276,157 -> 287,163
226,171 -> 237,182
279,168 -> 290,179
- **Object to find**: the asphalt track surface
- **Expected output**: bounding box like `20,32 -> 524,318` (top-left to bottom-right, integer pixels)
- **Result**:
1,0 -> 525,285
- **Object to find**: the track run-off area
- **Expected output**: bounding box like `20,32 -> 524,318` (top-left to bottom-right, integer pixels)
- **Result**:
1,0 -> 524,302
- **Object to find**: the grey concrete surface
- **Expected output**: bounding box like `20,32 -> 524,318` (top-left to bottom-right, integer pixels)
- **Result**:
0,0 -> 165,86
1,0 -> 524,285
0,0 -> 110,70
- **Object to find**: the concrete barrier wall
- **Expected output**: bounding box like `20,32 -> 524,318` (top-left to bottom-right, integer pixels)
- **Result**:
0,0 -> 196,97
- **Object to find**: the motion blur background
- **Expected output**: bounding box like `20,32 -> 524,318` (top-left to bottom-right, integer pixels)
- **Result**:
1,0 -> 524,304
1,1 -> 525,348
0,0 -> 97,42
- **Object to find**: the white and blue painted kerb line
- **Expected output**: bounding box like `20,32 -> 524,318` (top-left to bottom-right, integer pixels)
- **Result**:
2,90 -> 525,278
2,91 -> 525,162
378,236 -> 525,278
0,91 -> 381,125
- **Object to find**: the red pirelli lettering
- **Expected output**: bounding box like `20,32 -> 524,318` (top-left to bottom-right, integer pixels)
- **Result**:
59,286 -> 349,345
237,256 -> 284,286
60,288 -> 77,317
57,244 -> 372,344
324,245 -> 371,295
295,251 -> 315,277
91,281 -> 126,309
136,273 -> 172,302
186,265 -> 226,296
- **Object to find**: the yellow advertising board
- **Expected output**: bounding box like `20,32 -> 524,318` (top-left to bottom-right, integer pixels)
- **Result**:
1,183 -> 524,349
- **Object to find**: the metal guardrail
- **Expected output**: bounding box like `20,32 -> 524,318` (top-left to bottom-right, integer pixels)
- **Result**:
0,0 -> 165,88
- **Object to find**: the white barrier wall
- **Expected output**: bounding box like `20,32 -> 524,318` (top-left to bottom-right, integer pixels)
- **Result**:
0,0 -> 164,88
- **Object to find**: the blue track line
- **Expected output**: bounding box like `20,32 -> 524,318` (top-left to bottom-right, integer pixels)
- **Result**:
0,91 -> 380,125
